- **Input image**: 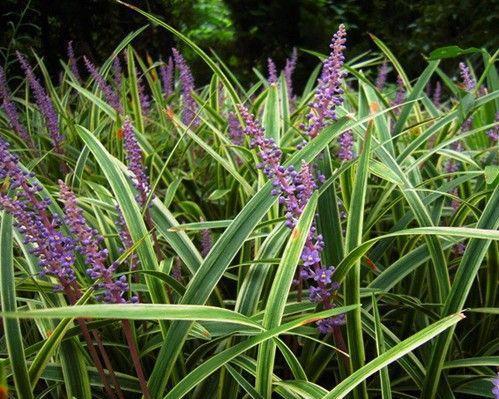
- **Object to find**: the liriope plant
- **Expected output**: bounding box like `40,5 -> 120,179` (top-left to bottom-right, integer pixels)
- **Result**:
0,3 -> 498,399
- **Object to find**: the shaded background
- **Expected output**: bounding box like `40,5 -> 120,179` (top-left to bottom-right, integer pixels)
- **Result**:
1,0 -> 498,87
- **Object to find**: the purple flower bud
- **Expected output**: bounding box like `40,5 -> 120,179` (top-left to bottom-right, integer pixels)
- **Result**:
375,61 -> 389,90
303,24 -> 347,138
491,372 -> 499,399
459,62 -> 475,91
201,228 -> 213,257
122,117 -> 150,206
228,112 -> 244,146
16,51 -> 63,152
113,56 -> 123,89
67,41 -> 81,82
0,65 -> 33,146
284,48 -> 297,98
83,56 -> 123,114
487,112 -> 499,142
137,72 -> 150,115
337,130 -> 355,161
172,48 -> 199,127
267,57 -> 278,85
433,81 -> 442,107
393,75 -> 405,114
160,56 -> 174,98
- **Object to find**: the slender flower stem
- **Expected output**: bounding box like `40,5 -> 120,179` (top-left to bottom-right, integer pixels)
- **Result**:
122,319 -> 151,399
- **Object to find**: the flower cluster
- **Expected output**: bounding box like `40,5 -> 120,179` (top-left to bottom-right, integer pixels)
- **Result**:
16,52 -> 63,152
137,71 -> 150,115
84,56 -> 123,114
160,56 -> 174,98
433,81 -> 442,107
172,48 -> 199,127
201,228 -> 213,257
239,104 -> 342,333
302,24 -> 347,139
227,112 -> 244,145
267,58 -> 278,85
122,117 -> 150,205
375,61 -> 388,90
0,138 -> 75,290
487,112 -> 499,142
337,130 -> 355,161
0,66 -> 32,146
67,41 -> 81,82
113,56 -> 123,89
284,48 -> 298,98
59,180 -> 133,303
393,75 -> 405,114
459,62 -> 475,91
492,372 -> 499,399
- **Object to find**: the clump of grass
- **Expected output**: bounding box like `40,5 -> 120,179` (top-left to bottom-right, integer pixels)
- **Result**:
0,5 -> 498,399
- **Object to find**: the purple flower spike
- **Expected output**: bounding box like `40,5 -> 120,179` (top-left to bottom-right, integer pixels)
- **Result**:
83,56 -> 123,114
122,117 -> 150,206
228,112 -> 244,145
375,61 -> 389,90
112,56 -> 123,89
267,58 -> 278,85
303,24 -> 347,138
16,51 -> 63,152
459,62 -> 475,91
284,48 -> 298,98
433,81 -> 442,107
492,372 -> 499,399
160,56 -> 174,98
337,130 -> 355,161
201,228 -> 213,257
487,112 -> 498,142
239,105 -> 342,332
59,181 -> 130,303
137,72 -> 150,115
172,48 -> 199,128
0,66 -> 32,146
0,138 -> 76,288
393,75 -> 405,113
67,41 -> 81,82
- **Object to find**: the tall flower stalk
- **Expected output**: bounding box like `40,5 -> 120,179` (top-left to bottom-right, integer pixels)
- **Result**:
67,41 -> 81,82
16,52 -> 64,158
0,137 -> 121,399
267,57 -> 278,84
172,48 -> 199,127
239,104 -> 342,333
59,181 -> 150,399
160,56 -> 174,98
0,65 -> 34,148
302,24 -> 347,138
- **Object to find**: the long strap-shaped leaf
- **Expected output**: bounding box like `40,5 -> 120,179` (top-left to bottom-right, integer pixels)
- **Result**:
255,192 -> 318,396
422,186 -> 499,399
163,306 -> 358,399
344,121 -> 372,399
0,213 -> 34,399
323,313 -> 464,399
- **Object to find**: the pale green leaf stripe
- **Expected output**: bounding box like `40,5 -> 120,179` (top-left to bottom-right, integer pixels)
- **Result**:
4,304 -> 262,330
443,356 -> 499,369
323,313 -> 465,399
334,226 -> 499,283
372,295 -> 392,399
275,381 -> 327,399
255,192 -> 318,396
344,121 -> 372,399
263,84 -> 281,144
77,127 -> 169,310
163,306 -> 358,399
0,213 -> 34,399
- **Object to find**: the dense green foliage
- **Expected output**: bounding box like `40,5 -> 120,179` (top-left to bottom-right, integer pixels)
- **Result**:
0,5 -> 498,399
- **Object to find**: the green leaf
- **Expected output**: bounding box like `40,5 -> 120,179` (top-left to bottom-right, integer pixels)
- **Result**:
255,192 -> 318,397
324,313 -> 464,399
428,46 -> 483,60
0,213 -> 33,399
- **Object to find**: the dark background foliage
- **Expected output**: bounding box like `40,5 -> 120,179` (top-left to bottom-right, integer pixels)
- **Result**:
1,0 -> 498,87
